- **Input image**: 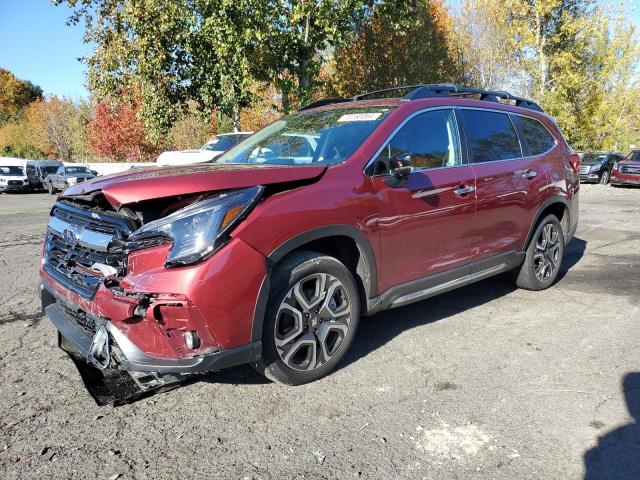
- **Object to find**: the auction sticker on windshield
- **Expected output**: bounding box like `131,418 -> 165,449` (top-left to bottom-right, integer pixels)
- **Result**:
338,112 -> 383,122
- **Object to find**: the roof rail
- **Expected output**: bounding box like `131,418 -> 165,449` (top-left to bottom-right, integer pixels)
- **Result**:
403,84 -> 543,112
298,84 -> 543,113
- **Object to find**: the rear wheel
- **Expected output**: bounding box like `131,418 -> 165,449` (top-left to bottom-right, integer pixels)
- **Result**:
600,170 -> 610,185
253,251 -> 360,385
514,214 -> 564,291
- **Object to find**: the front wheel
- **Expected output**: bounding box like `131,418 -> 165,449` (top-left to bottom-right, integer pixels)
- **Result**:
47,183 -> 56,195
600,170 -> 610,185
513,214 -> 565,291
253,251 -> 360,385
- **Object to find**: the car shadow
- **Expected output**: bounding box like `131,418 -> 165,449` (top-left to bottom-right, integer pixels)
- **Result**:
341,236 -> 586,370
557,236 -> 587,282
583,372 -> 640,479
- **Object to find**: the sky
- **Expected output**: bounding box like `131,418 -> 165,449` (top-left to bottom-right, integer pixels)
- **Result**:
0,0 -> 638,99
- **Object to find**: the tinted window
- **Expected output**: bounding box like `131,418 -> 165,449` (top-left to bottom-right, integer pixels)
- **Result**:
581,153 -> 607,165
374,109 -> 461,175
461,110 -> 522,163
511,115 -> 555,156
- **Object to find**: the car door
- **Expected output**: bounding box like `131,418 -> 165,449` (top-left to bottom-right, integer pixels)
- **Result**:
458,109 -> 551,262
370,108 -> 477,291
56,167 -> 66,189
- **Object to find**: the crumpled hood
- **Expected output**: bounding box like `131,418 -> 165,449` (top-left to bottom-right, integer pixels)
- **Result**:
62,163 -> 326,208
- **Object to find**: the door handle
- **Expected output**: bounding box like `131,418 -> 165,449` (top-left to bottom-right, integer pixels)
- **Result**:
453,185 -> 475,195
516,169 -> 537,179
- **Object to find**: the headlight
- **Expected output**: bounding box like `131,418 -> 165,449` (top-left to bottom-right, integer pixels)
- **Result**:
613,162 -> 619,171
0,179 -> 6,184
590,164 -> 601,173
131,186 -> 263,266
67,177 -> 77,185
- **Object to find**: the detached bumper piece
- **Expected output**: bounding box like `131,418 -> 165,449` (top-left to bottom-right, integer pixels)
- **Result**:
42,286 -> 261,406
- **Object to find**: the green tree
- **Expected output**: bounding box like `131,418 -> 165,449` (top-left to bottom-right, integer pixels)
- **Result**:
57,0 -> 379,130
455,0 -> 640,151
57,0 -> 258,135
329,0 -> 462,97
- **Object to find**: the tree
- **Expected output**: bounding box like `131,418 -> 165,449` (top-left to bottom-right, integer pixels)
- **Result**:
58,0 -> 264,134
88,98 -> 160,161
329,0 -> 462,97
454,0 -> 640,150
251,0 -> 376,112
0,68 -> 43,124
57,0 -> 378,131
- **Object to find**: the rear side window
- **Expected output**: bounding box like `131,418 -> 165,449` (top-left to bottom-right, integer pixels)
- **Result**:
460,110 -> 522,163
511,115 -> 555,156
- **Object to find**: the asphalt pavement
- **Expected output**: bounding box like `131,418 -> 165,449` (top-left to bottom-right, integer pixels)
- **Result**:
0,185 -> 639,479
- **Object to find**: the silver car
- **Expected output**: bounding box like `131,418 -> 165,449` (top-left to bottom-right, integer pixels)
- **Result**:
44,165 -> 96,194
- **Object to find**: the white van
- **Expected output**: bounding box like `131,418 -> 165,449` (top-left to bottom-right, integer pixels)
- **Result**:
0,157 -> 30,193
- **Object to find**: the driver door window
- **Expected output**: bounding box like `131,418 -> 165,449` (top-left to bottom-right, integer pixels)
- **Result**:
373,109 -> 462,175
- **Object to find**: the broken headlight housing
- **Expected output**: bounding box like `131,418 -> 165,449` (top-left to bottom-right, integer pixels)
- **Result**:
131,186 -> 263,266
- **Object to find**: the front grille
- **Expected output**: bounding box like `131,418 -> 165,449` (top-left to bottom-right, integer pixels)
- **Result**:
620,165 -> 640,175
579,165 -> 591,174
44,202 -> 130,299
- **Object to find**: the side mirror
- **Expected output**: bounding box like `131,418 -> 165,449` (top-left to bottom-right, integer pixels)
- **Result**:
385,153 -> 413,187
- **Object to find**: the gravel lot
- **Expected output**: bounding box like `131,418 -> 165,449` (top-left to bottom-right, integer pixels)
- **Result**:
1,184 -> 639,479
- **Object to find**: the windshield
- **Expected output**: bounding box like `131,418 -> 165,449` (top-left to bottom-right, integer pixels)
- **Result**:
627,151 -> 640,162
581,153 -> 607,164
215,107 -> 394,166
203,134 -> 250,151
41,166 -> 59,176
0,166 -> 24,176
66,166 -> 90,175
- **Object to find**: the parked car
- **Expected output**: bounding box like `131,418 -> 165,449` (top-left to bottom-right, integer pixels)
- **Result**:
39,84 -> 579,402
0,157 -> 30,193
25,160 -> 64,190
156,132 -> 253,166
43,165 -> 96,194
611,150 -> 640,187
578,152 -> 624,185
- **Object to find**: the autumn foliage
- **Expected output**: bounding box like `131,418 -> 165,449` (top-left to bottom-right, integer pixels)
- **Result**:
88,100 -> 160,161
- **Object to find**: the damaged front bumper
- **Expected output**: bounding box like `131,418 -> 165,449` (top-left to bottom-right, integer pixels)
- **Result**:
40,282 -> 261,404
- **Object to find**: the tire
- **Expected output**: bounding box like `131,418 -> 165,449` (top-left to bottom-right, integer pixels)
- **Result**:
600,170 -> 610,185
514,214 -> 565,291
47,182 -> 56,195
253,251 -> 360,385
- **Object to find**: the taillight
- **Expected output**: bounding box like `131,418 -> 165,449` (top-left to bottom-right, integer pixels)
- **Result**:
569,153 -> 581,173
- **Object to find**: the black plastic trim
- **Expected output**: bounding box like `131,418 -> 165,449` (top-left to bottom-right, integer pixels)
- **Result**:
367,251 -> 525,314
250,225 -> 378,342
523,196 -> 570,248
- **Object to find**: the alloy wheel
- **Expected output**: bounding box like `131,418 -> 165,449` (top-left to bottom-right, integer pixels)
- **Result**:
533,223 -> 561,282
274,273 -> 351,371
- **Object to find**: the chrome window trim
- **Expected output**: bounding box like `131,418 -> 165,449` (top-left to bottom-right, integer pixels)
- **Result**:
364,105 -> 559,177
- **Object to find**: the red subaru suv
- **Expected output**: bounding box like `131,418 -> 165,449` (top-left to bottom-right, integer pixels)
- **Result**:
39,85 -> 579,401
